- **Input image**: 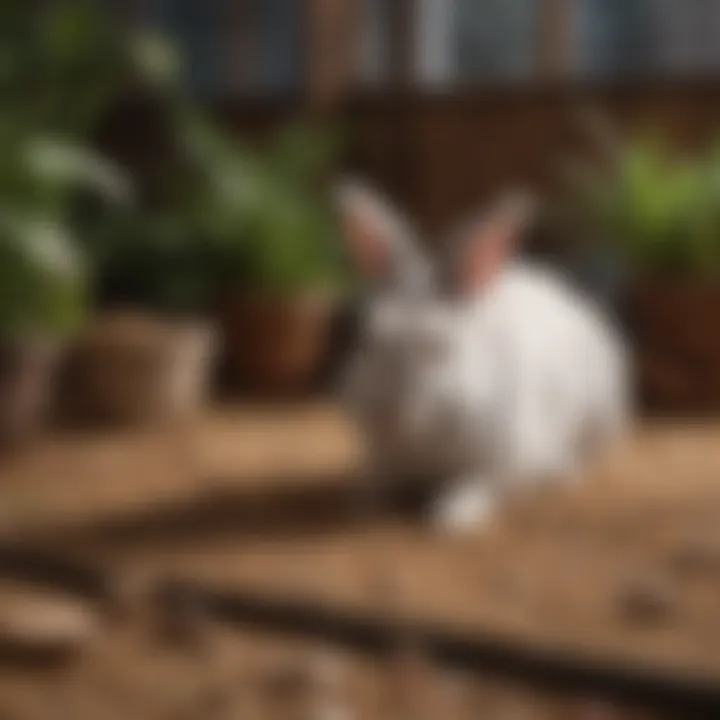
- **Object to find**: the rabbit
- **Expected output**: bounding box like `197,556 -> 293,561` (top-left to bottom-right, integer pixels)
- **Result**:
336,179 -> 631,533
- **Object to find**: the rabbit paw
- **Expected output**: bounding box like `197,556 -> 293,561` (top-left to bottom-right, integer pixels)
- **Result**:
429,479 -> 497,534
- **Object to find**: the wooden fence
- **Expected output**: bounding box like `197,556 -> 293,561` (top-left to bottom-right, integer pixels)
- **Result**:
216,80 -> 720,236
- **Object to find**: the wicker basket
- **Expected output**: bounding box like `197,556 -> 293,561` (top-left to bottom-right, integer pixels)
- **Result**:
218,292 -> 339,397
624,281 -> 720,414
67,312 -> 217,426
0,338 -> 64,447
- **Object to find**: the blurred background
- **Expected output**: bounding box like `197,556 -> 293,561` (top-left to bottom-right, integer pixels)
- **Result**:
2,1 -> 720,718
103,0 -> 720,230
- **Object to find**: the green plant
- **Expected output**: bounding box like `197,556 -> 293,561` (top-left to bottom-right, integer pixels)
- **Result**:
9,4 -> 346,315
0,211 -> 84,340
0,1 -> 213,320
0,130 -> 135,339
217,122 -> 350,293
564,125 -> 720,277
90,110 -> 256,315
0,1 -> 174,337
116,117 -> 350,301
93,210 -> 224,316
0,0 -> 181,138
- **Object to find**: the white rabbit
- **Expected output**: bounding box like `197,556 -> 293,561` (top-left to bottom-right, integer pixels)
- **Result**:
336,180 -> 631,533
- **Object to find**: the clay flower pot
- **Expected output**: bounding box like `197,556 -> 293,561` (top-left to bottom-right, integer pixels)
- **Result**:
218,291 -> 339,397
624,280 -> 720,414
0,338 -> 64,448
68,312 -> 217,426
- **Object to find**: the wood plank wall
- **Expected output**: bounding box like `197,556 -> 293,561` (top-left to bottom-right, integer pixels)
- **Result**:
216,81 -> 720,235
97,1 -> 720,237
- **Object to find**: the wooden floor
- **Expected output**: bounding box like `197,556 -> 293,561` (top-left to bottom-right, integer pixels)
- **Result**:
2,405 -> 720,683
0,403 -> 362,541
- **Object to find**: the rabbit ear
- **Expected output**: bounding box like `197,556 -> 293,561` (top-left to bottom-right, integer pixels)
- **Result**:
453,191 -> 536,296
335,178 -> 422,282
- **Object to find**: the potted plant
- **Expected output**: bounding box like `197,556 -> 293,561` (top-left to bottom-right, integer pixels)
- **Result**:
70,123 -> 225,426
28,4 -> 229,426
0,2 -> 136,444
0,132 -> 120,444
214,123 -> 351,397
68,102 -> 256,425
558,120 -> 720,414
0,1 -> 194,433
69,217 -> 219,427
0,216 -> 83,445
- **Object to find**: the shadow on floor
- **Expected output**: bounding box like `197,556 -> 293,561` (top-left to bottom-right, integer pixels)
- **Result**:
22,472 -> 439,553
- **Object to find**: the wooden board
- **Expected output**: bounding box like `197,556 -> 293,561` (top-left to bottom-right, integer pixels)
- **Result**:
0,589 -> 617,720
0,403 -> 362,541
9,413 -> 720,685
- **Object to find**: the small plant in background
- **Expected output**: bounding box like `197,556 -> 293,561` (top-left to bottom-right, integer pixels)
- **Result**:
0,213 -> 83,343
0,106 -> 134,347
213,121 -> 351,396
559,112 -> 720,278
0,129 -> 130,443
92,109 -> 256,316
0,0 -> 183,335
216,121 -> 349,294
62,83 -> 233,424
557,110 -> 720,413
1,0 -> 351,414
0,0 -> 142,341
0,0 -> 199,433
0,0 -> 180,139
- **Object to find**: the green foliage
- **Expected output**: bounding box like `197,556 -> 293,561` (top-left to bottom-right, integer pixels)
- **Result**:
0,1 -> 152,338
90,111 -> 253,315
92,210 -> 222,316
94,117 -> 350,310
567,131 -> 720,277
175,111 -> 258,244
1,1 -> 348,329
217,122 -> 350,293
0,0 -> 181,138
0,133 -> 133,338
0,212 -> 85,339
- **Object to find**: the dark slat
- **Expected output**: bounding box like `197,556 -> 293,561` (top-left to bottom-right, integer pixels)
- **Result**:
0,542 -> 718,716
0,546 -> 109,601
157,579 -> 720,718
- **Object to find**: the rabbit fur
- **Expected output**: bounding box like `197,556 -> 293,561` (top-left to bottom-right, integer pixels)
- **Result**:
337,179 -> 631,532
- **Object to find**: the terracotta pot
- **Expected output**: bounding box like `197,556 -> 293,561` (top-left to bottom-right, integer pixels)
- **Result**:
219,292 -> 339,397
68,312 -> 217,426
624,280 -> 720,414
0,338 -> 64,448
